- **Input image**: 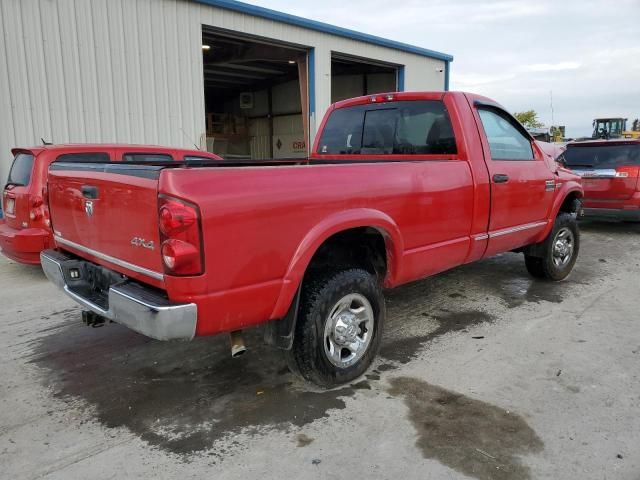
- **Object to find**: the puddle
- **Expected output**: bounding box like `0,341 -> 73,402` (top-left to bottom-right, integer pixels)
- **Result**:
30,308 -> 494,456
30,324 -> 353,455
388,377 -> 543,480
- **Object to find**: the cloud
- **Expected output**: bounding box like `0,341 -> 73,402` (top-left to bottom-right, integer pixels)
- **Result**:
455,72 -> 517,88
467,1 -> 550,22
519,62 -> 582,73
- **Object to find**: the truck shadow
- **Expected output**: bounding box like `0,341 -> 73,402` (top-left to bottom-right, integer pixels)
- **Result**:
579,218 -> 640,236
28,252 -> 585,458
30,322 -> 350,456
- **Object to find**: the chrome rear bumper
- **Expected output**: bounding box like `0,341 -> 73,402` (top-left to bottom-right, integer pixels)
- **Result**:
41,249 -> 197,340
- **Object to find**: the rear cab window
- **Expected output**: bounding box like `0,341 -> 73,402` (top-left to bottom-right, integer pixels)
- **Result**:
7,152 -> 36,187
317,100 -> 457,156
562,144 -> 640,169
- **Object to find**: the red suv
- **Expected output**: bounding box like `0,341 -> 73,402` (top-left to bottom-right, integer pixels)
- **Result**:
1,144 -> 221,264
561,139 -> 640,221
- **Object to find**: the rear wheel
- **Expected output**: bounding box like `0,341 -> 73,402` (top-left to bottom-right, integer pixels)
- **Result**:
525,212 -> 579,280
286,268 -> 385,387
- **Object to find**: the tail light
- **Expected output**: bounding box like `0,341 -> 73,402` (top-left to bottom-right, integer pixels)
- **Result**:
370,94 -> 396,103
43,206 -> 50,227
28,195 -> 44,222
615,166 -> 639,178
158,195 -> 203,275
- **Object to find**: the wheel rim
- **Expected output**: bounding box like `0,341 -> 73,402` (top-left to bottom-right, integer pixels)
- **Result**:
323,293 -> 374,369
552,227 -> 574,267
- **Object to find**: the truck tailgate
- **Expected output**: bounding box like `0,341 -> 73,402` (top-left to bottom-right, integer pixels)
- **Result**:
48,162 -> 165,284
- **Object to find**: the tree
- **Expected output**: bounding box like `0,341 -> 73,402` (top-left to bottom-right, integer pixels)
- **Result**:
633,118 -> 640,132
513,110 -> 544,129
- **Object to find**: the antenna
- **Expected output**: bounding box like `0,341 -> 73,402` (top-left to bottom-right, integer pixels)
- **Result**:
41,137 -> 53,145
550,90 -> 555,127
179,127 -> 201,151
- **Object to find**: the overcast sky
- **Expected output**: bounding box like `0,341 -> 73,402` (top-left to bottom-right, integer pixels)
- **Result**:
247,0 -> 640,138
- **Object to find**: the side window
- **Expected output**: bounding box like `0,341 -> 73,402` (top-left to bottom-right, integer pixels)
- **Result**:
123,153 -> 173,163
317,100 -> 457,155
56,153 -> 110,162
478,109 -> 534,160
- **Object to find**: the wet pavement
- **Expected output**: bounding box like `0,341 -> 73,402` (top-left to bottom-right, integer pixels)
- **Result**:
1,219 -> 639,479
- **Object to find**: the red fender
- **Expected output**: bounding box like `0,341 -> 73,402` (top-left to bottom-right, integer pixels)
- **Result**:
537,176 -> 583,241
270,208 -> 404,319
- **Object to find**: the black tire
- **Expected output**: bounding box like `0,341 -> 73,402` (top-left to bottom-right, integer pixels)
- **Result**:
286,268 -> 385,387
524,212 -> 580,281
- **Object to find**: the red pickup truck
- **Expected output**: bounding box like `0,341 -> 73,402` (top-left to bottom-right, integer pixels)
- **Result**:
41,92 -> 583,386
1,145 -> 221,264
561,138 -> 640,221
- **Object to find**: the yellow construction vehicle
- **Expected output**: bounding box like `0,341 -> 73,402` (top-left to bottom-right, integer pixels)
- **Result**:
592,117 -> 640,139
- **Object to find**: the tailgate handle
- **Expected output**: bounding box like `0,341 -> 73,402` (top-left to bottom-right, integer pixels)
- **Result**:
81,185 -> 99,199
492,174 -> 509,183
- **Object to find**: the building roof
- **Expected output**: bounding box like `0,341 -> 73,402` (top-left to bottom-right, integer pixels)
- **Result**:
192,0 -> 453,62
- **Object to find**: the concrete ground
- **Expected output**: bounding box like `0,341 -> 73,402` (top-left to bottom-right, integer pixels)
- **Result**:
1,220 -> 639,480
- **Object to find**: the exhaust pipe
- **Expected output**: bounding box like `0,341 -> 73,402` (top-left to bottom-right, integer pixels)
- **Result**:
230,330 -> 247,357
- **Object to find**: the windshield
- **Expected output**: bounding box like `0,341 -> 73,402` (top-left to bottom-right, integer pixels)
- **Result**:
7,153 -> 35,187
563,144 -> 640,168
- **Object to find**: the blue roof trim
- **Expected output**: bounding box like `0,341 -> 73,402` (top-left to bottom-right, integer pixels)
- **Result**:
308,48 -> 316,115
397,66 -> 405,92
192,0 -> 453,62
444,61 -> 450,91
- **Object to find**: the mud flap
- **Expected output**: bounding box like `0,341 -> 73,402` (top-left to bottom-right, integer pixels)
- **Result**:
263,286 -> 301,350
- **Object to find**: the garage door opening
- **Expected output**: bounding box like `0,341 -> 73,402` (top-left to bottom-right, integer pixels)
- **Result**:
331,54 -> 399,103
202,27 -> 309,159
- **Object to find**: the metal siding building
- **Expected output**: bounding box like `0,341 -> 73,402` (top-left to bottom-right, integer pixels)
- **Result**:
0,0 -> 452,182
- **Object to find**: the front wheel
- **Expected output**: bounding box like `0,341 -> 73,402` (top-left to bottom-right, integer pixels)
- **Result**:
286,268 -> 385,387
525,212 -> 580,281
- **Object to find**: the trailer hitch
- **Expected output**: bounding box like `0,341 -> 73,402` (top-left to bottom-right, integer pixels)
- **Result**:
82,310 -> 107,328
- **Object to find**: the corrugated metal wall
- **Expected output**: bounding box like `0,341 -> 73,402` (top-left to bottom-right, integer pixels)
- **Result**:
0,0 -> 445,184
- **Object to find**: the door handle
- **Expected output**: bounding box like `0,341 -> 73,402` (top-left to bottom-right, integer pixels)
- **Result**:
493,174 -> 509,183
81,185 -> 98,199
